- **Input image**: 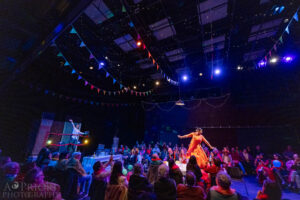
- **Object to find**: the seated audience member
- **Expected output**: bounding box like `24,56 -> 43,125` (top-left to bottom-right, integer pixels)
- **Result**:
15,161 -> 36,182
168,159 -> 183,185
256,179 -> 282,200
283,145 -> 294,160
254,145 -> 263,157
55,151 -> 69,171
205,157 -> 222,187
0,162 -> 20,192
187,155 -> 202,184
105,161 -> 128,200
36,147 -> 51,169
89,156 -> 113,200
154,164 -> 176,200
177,171 -> 206,200
240,148 -> 253,175
126,164 -> 134,181
231,147 -> 240,166
222,148 -> 233,168
24,167 -> 63,200
48,152 -> 59,167
66,152 -> 92,196
147,154 -> 163,184
288,154 -> 300,190
128,163 -> 153,199
152,144 -> 161,155
146,144 -> 152,155
207,171 -> 239,200
0,156 -> 11,176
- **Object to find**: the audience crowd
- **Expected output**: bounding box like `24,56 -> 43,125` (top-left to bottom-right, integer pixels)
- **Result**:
0,142 -> 299,200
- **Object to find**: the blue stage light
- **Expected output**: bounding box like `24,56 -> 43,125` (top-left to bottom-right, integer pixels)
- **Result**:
283,56 -> 294,63
214,68 -> 221,75
100,61 -> 105,66
182,75 -> 188,81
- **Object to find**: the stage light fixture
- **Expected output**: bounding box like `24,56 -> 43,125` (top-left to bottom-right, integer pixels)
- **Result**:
47,140 -> 52,145
84,139 -> 89,144
214,68 -> 221,75
199,73 -> 203,76
155,81 -> 160,86
133,85 -> 137,89
100,61 -> 105,66
269,57 -> 278,63
258,61 -> 267,67
182,75 -> 188,81
237,65 -> 243,70
136,41 -> 142,47
105,56 -> 108,60
283,56 -> 294,63
175,99 -> 185,106
89,66 -> 94,70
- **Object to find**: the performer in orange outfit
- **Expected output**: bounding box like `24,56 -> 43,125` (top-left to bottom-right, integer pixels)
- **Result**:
178,128 -> 214,168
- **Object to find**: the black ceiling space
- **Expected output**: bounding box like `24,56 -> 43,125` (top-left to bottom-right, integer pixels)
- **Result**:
1,0 -> 300,103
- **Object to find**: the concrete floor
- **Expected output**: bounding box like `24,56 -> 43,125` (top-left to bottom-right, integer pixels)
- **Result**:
232,176 -> 300,200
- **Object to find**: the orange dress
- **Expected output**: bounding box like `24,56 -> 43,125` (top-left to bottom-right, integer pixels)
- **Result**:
184,133 -> 213,168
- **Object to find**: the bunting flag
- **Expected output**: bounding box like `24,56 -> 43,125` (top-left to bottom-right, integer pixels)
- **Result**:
70,28 -> 77,34
106,72 -> 110,78
122,5 -> 126,12
57,52 -> 63,57
113,92 -> 116,96
103,90 -> 106,95
285,26 -> 290,34
273,44 -> 277,51
84,81 -> 88,86
97,88 -> 100,94
98,63 -> 103,70
264,56 -> 267,61
108,91 -> 111,96
78,75 -> 82,80
113,79 -> 116,84
71,69 -> 76,74
279,36 -> 283,43
90,85 -> 94,90
156,64 -> 159,70
120,84 -> 123,89
268,51 -> 272,57
148,51 -> 151,58
64,61 -> 70,66
80,42 -> 86,47
89,54 -> 94,60
294,12 -> 299,21
152,58 -> 155,65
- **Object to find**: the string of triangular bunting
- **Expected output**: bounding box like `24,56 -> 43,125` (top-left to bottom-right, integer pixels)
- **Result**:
258,7 -> 299,68
120,3 -> 179,86
20,80 -> 137,108
54,42 -> 152,97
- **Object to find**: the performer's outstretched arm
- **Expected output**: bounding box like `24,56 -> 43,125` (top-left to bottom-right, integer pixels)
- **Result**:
178,133 -> 193,139
202,136 -> 214,149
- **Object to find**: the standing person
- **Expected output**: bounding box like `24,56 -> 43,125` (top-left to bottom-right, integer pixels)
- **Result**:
36,147 -> 51,170
256,179 -> 282,200
69,119 -> 87,152
154,164 -> 176,200
187,155 -> 202,184
178,128 -> 214,168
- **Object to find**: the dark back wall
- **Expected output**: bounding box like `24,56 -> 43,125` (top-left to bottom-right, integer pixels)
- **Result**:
0,85 -> 144,161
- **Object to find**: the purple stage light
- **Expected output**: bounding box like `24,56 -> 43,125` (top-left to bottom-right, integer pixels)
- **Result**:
258,60 -> 266,67
283,56 -> 294,63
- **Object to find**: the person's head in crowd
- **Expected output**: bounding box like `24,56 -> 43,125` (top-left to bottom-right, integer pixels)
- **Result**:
0,156 -> 11,169
158,164 -> 169,179
185,171 -> 196,187
59,151 -> 69,160
223,147 -> 230,155
36,147 -> 51,167
19,161 -> 36,177
133,163 -> 144,176
261,179 -> 282,200
256,145 -> 261,151
110,160 -> 123,185
3,162 -> 20,178
72,152 -> 81,160
24,167 -> 45,184
152,154 -> 160,161
242,148 -> 248,154
187,155 -> 198,167
216,171 -> 232,190
168,159 -> 175,169
293,154 -> 299,161
246,146 -> 251,152
231,147 -> 235,153
213,157 -> 222,167
213,148 -> 219,155
51,152 -> 59,160
273,154 -> 280,160
93,161 -> 103,173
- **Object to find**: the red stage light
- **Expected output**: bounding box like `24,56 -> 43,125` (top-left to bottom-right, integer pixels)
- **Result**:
136,41 -> 142,47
